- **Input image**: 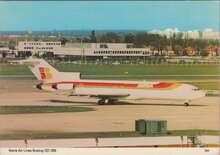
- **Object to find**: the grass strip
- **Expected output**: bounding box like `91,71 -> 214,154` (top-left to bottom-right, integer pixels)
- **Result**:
0,106 -> 94,114
0,64 -> 218,75
0,130 -> 218,140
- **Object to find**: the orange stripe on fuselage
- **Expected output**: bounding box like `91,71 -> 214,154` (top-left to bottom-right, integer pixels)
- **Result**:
43,81 -> 181,90
73,82 -> 138,88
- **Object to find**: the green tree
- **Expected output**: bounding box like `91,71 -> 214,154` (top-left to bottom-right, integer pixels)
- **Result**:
90,30 -> 97,43
124,33 -> 134,43
169,32 -> 184,55
58,37 -> 69,45
8,40 -> 16,50
133,32 -> 163,49
99,32 -> 122,43
133,32 -> 147,47
8,45 -> 15,50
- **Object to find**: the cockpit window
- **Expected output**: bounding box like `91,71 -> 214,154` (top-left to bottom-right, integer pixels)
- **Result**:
193,88 -> 200,91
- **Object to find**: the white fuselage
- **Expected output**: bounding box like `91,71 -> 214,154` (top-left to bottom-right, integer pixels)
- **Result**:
44,79 -> 206,101
18,58 -> 206,104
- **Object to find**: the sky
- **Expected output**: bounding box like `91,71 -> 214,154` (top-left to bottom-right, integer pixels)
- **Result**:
0,1 -> 219,31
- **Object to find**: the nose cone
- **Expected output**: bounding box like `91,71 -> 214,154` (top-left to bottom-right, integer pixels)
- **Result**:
201,91 -> 206,97
197,90 -> 206,99
189,90 -> 206,100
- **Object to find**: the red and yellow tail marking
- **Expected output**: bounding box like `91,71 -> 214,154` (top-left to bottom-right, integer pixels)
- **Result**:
39,67 -> 53,80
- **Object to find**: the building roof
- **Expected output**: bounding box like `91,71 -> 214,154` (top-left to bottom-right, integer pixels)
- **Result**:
163,46 -> 172,51
204,45 -> 218,53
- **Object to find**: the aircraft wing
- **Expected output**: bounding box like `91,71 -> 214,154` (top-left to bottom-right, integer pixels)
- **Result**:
89,94 -> 130,99
69,93 -> 130,99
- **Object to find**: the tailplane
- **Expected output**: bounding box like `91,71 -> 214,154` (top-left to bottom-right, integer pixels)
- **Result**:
18,59 -> 59,82
18,58 -> 81,83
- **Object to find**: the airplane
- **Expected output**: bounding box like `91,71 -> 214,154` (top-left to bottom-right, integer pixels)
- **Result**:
18,58 -> 206,106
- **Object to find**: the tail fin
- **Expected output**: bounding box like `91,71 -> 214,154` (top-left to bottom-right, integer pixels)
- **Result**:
18,59 -> 59,82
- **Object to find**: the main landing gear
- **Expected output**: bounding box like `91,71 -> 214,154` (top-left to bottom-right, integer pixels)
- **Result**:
98,99 -> 117,105
98,99 -> 105,105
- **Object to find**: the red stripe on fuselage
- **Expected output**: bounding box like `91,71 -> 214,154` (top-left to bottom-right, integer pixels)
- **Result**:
153,82 -> 173,88
73,82 -> 138,88
45,81 -> 174,89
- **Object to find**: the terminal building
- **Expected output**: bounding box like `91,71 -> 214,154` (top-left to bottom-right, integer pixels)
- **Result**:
18,41 -> 151,64
18,41 -> 62,57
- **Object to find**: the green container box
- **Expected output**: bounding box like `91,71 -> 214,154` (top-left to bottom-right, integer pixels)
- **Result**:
135,119 -> 146,134
145,120 -> 167,135
135,119 -> 167,135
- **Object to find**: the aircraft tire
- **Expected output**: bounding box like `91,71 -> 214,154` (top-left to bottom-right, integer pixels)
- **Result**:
184,102 -> 189,107
108,99 -> 116,105
98,100 -> 105,105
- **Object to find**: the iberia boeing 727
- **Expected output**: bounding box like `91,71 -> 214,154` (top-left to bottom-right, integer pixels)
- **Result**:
18,59 -> 205,106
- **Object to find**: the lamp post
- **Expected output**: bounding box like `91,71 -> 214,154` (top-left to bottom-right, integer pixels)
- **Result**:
181,136 -> 184,147
95,138 -> 99,148
24,139 -> 28,148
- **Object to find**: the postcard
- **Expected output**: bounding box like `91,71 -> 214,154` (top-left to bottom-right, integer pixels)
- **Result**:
0,1 -> 219,155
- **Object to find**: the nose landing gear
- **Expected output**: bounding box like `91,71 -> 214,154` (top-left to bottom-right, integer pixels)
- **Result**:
184,100 -> 190,107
